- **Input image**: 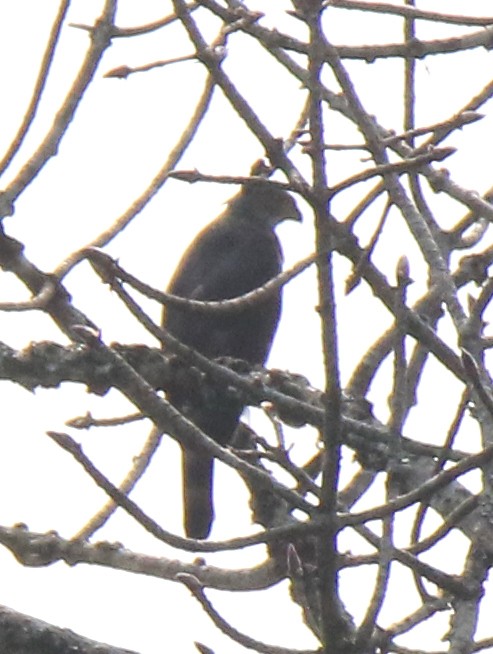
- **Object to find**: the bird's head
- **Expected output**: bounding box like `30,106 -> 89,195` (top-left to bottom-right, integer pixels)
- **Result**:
232,179 -> 302,228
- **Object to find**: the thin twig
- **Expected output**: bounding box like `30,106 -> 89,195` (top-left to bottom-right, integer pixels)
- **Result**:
339,445 -> 493,527
54,75 -> 216,278
0,1 -> 70,177
325,0 -> 493,27
178,573 -> 320,654
0,0 -> 118,219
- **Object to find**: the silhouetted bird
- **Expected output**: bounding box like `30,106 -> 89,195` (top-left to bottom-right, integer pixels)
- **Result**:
164,180 -> 302,539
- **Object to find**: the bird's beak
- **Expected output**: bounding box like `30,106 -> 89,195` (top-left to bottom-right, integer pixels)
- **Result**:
286,195 -> 303,223
292,204 -> 303,222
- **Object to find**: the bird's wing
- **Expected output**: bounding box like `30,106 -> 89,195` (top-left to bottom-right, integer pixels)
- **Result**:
167,217 -> 281,302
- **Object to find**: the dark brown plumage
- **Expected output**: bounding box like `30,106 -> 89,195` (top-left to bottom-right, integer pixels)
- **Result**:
163,180 -> 301,538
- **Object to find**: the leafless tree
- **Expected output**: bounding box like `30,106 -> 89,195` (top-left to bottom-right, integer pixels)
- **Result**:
1,1 -> 493,653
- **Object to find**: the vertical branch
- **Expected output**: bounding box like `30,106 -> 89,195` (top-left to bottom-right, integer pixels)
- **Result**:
448,543 -> 489,654
353,258 -> 410,647
409,391 -> 469,602
389,257 -> 411,435
404,0 -> 447,273
303,2 -> 343,651
403,0 -> 416,140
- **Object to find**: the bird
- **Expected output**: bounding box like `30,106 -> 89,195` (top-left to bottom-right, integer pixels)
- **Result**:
163,179 -> 302,539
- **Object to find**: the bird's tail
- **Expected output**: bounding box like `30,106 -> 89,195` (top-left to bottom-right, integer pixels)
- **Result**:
183,446 -> 214,539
